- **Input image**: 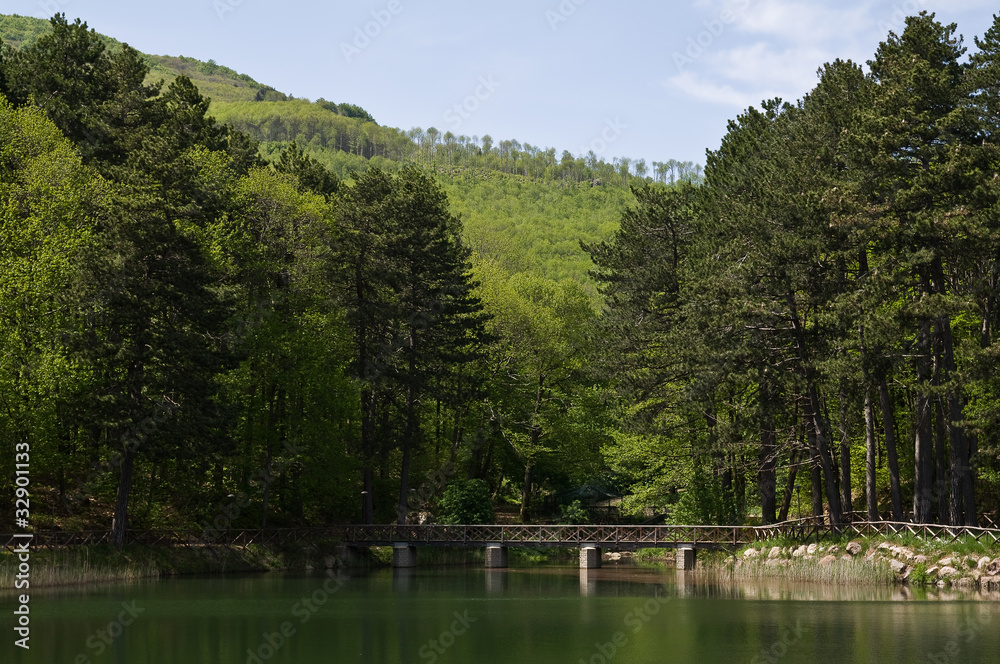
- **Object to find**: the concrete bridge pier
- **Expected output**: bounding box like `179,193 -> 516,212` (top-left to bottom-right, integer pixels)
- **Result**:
579,545 -> 602,569
485,543 -> 508,569
392,543 -> 417,568
676,546 -> 696,570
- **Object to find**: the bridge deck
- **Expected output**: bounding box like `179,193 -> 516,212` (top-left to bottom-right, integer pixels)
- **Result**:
334,525 -> 752,548
4,520 -> 1000,553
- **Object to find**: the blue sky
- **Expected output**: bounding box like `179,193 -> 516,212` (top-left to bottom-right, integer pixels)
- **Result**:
6,0 -> 999,167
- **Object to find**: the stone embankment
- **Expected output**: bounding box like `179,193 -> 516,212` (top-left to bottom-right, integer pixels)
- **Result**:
734,540 -> 1000,589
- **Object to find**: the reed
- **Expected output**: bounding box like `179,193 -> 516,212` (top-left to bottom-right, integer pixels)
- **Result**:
0,547 -> 160,590
707,556 -> 895,585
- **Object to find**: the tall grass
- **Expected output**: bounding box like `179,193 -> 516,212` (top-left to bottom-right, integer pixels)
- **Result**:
708,556 -> 895,585
0,548 -> 159,590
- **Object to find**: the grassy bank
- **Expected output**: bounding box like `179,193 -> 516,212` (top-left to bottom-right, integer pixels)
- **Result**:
629,533 -> 1000,589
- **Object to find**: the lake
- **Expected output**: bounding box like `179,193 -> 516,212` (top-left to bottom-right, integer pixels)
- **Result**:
11,563 -> 1000,663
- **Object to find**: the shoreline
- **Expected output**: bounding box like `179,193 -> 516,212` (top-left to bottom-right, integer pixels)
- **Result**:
3,535 -> 999,594
662,535 -> 1000,593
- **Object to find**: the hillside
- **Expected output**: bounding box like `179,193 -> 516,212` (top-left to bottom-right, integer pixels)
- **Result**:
0,13 -> 699,290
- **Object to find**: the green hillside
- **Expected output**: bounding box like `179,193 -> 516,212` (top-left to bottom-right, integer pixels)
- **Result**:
0,13 -> 704,292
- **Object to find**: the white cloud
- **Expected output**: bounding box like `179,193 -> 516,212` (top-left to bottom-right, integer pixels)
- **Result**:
668,0 -> 879,108
666,71 -> 775,108
737,0 -> 873,44
714,42 -> 829,92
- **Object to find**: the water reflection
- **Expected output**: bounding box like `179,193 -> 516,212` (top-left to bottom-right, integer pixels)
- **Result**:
391,567 -> 415,594
12,564 -> 1000,664
579,569 -> 598,596
484,569 -> 507,595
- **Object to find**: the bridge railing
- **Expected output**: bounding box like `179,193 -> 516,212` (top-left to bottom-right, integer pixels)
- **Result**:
334,524 -> 759,547
3,520 -> 999,553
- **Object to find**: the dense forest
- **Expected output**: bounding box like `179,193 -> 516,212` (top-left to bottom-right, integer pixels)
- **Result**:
1,13 -> 998,542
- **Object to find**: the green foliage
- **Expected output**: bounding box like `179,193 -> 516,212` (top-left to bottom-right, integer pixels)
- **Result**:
908,563 -> 931,586
559,500 -> 589,525
668,466 -> 733,526
437,479 -> 494,524
273,141 -> 340,200
4,9 -> 1000,540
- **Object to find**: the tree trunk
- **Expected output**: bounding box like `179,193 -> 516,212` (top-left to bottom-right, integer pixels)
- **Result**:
519,461 -> 533,523
877,373 -> 904,521
807,385 -> 842,527
759,424 -> 777,525
111,444 -> 136,549
838,387 -> 853,515
260,445 -> 272,529
930,260 -> 976,525
759,374 -> 777,525
863,381 -> 880,521
805,412 -> 824,518
858,323 -> 881,521
778,448 -> 801,522
397,328 -> 418,525
913,321 -> 934,523
362,465 -> 374,524
786,291 -> 842,528
933,397 -> 950,524
937,320 -> 977,527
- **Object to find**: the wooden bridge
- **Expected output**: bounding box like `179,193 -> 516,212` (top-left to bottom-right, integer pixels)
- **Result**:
4,519 -> 1000,569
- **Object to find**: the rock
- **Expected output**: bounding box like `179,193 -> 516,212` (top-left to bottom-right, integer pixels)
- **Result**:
986,559 -> 1000,576
890,560 -> 908,574
927,566 -> 940,577
803,554 -> 815,561
792,545 -> 807,558
895,547 -> 915,561
939,566 -> 959,578
608,552 -> 622,561
983,576 -> 1000,590
807,543 -> 819,555
846,541 -> 863,556
914,555 -> 929,565
954,577 -> 976,588
765,559 -> 783,567
743,548 -> 760,559
937,580 -> 948,588
827,545 -> 840,555
878,541 -> 893,551
938,557 -> 955,568
768,546 -> 782,560
841,555 -> 852,562
819,555 -> 837,567
865,546 -> 879,561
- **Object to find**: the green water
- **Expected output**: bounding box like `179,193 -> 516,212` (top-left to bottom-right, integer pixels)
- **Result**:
10,565 -> 1000,663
